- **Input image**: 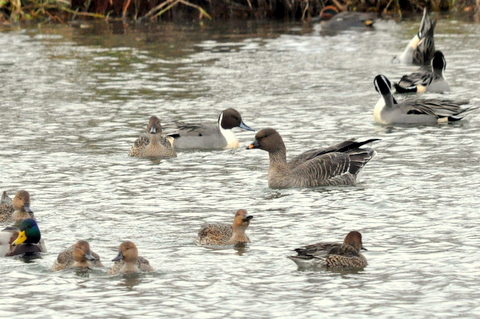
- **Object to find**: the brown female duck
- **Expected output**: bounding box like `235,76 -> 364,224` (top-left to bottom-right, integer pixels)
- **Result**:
52,240 -> 103,271
288,231 -> 368,269
108,241 -> 154,274
195,209 -> 253,246
129,116 -> 176,158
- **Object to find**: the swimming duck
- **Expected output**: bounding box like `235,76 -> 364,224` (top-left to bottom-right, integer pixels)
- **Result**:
108,241 -> 154,275
129,116 -> 176,158
373,74 -> 477,124
0,190 -> 35,222
394,51 -> 449,94
246,128 -> 378,188
52,240 -> 103,271
288,231 -> 368,269
395,8 -> 436,65
167,108 -> 254,149
195,209 -> 253,246
0,218 -> 46,257
0,191 -> 14,222
316,5 -> 376,31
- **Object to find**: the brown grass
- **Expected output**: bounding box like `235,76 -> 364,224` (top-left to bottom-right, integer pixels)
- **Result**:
0,0 -> 477,22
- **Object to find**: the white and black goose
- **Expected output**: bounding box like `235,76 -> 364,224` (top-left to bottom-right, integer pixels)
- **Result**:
394,50 -> 449,94
373,74 -> 477,125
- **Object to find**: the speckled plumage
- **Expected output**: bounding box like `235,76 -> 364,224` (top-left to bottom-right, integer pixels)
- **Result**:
0,191 -> 14,222
195,209 -> 253,246
247,128 -> 377,189
52,241 -> 103,271
108,255 -> 154,275
288,231 -> 368,269
196,224 -> 241,245
129,116 -> 176,158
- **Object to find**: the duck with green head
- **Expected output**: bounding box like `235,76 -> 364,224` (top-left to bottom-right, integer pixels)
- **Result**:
0,218 -> 47,257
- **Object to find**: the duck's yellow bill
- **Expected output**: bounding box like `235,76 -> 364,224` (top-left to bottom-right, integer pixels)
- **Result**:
247,144 -> 255,149
12,231 -> 27,246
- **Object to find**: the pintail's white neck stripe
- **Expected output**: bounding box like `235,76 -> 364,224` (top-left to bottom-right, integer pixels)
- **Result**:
218,112 -> 239,148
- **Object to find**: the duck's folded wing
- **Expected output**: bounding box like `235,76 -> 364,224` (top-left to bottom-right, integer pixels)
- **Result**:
336,244 -> 361,257
398,71 -> 432,88
291,147 -> 376,186
288,139 -> 373,169
56,245 -> 74,264
293,242 -> 341,258
168,123 -> 216,138
197,224 -> 232,243
405,99 -> 472,117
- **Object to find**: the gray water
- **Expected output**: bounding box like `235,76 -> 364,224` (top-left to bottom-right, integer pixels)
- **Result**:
1,17 -> 480,318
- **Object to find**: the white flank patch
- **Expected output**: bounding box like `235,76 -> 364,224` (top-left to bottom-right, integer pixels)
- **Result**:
417,85 -> 427,93
408,35 -> 420,49
373,98 -> 387,124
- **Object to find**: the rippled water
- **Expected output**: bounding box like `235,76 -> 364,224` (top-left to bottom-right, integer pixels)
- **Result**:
1,17 -> 480,318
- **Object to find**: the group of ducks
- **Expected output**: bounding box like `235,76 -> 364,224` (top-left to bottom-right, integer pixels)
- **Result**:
0,190 -> 365,270
0,191 -> 153,274
1,8 -> 478,272
317,6 -> 477,125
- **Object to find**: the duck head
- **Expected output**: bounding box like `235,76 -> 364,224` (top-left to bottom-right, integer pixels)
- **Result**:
431,50 -> 446,73
219,108 -> 254,131
112,241 -> 138,263
374,74 -> 393,96
232,209 -> 253,232
73,240 -> 96,263
343,231 -> 367,252
146,116 -> 163,137
11,218 -> 41,246
13,190 -> 33,216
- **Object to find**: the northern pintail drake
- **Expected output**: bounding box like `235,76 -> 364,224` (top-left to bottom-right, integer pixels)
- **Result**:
395,8 -> 436,65
52,240 -> 103,271
373,74 -> 477,124
317,5 -> 376,31
0,218 -> 47,257
394,51 -> 449,94
108,241 -> 154,275
129,116 -> 176,158
167,108 -> 254,150
0,190 -> 35,223
288,231 -> 367,269
195,209 -> 253,246
246,128 -> 378,189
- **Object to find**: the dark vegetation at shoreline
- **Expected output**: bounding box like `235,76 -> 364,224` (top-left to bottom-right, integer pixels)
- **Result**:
0,0 -> 479,23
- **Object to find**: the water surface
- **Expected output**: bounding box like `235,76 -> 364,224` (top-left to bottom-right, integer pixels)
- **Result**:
1,18 -> 480,318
